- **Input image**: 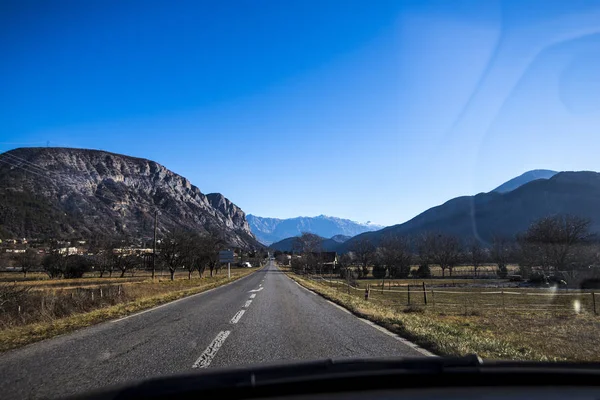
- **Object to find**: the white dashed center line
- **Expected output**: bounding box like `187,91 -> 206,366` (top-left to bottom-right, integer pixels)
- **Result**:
230,310 -> 245,324
192,330 -> 230,368
191,277 -> 265,370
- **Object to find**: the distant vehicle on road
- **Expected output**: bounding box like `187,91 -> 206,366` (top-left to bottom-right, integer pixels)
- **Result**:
242,262 -> 252,268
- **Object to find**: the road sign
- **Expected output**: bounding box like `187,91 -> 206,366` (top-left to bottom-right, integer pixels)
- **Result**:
219,250 -> 234,263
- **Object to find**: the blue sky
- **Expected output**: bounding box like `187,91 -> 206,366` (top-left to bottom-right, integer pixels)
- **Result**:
2,0 -> 600,226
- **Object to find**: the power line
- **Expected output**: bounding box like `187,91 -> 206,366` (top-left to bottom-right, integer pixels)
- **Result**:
1,152 -> 48,173
0,158 -> 54,181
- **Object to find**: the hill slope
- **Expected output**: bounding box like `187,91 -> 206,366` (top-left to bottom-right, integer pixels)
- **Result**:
269,234 -> 350,252
0,147 -> 261,249
340,171 -> 600,251
493,169 -> 557,193
247,214 -> 383,245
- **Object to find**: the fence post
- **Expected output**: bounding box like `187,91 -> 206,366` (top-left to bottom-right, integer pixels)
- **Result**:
364,285 -> 370,301
501,290 -> 505,310
431,290 -> 435,309
407,284 -> 411,306
593,293 -> 597,316
118,285 -> 122,296
422,282 -> 427,305
91,291 -> 94,301
100,288 -> 103,298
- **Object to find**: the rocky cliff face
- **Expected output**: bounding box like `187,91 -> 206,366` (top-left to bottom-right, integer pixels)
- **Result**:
0,147 -> 260,249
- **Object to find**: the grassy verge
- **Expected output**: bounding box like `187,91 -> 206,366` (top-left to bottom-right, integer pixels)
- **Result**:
0,269 -> 256,352
286,272 -> 600,362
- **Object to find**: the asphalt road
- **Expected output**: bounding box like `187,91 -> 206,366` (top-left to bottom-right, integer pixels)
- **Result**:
0,261 -> 429,399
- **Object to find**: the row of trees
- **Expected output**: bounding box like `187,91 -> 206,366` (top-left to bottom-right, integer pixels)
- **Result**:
290,215 -> 596,281
10,229 -> 265,280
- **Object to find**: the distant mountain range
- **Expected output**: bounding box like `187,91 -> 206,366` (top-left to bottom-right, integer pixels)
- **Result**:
492,169 -> 557,193
0,148 -> 261,249
247,214 -> 383,245
339,170 -> 600,252
269,234 -> 351,252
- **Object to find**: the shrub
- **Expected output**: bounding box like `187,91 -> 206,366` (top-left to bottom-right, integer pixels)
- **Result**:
390,266 -> 410,279
64,256 -> 91,279
412,264 -> 431,278
528,271 -> 547,284
372,264 -> 386,279
42,254 -> 64,279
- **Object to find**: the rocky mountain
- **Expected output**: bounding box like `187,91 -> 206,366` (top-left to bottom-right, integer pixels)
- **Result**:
247,214 -> 383,245
493,169 -> 557,193
269,234 -> 350,252
340,171 -> 600,252
0,147 -> 261,249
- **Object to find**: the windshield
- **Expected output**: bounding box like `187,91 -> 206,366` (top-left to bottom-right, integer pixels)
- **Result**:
1,0 -> 600,398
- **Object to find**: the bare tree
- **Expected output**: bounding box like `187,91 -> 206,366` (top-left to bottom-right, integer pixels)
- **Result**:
517,215 -> 592,276
92,250 -> 113,278
491,236 -> 512,277
14,248 -> 40,278
517,215 -> 593,274
292,232 -> 322,254
293,232 -> 322,275
417,232 -> 435,270
336,252 -> 356,287
198,230 -> 224,277
113,253 -> 138,278
350,237 -> 376,278
159,231 -> 190,280
180,234 -> 200,280
42,241 -> 70,279
430,233 -> 461,277
467,239 -> 486,277
378,234 -> 412,279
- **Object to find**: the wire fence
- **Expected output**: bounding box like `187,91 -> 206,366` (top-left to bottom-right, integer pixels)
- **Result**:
308,276 -> 599,315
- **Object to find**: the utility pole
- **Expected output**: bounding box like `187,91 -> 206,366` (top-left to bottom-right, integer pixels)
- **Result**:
152,210 -> 158,280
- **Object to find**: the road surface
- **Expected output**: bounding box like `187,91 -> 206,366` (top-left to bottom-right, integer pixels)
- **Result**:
0,261 -> 429,399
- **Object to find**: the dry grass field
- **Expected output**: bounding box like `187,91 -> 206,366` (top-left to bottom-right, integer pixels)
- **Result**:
287,272 -> 600,362
0,267 -> 257,352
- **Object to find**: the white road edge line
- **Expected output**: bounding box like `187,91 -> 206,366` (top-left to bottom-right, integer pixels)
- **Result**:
249,293 -> 256,299
356,317 -> 436,357
230,310 -> 245,324
111,270 -> 260,323
192,330 -> 231,368
292,279 -> 317,295
326,299 -> 351,314
281,268 -> 435,357
244,300 -> 252,308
